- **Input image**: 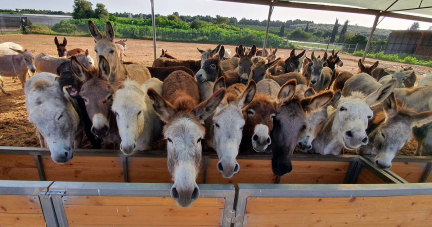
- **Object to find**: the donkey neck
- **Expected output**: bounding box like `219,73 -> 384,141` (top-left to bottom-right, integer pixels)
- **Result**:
109,58 -> 128,84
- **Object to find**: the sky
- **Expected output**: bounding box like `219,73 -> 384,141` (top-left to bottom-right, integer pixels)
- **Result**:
1,0 -> 432,30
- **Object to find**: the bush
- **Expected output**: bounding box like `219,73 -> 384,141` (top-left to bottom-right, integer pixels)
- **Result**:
52,20 -> 79,34
26,24 -> 51,34
351,51 -> 432,67
345,34 -> 368,44
287,28 -> 311,40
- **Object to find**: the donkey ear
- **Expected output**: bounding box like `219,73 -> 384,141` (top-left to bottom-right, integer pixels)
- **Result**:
371,61 -> 379,71
335,50 -> 339,55
9,48 -> 23,54
273,47 -> 278,54
88,20 -> 103,41
211,44 -> 221,56
237,80 -> 256,109
249,45 -> 257,58
98,55 -> 111,81
70,56 -> 90,82
63,37 -> 67,46
219,46 -> 225,61
358,59 -> 365,71
85,49 -> 89,56
213,76 -> 226,93
304,87 -> 316,97
323,52 -> 328,60
311,51 -> 316,61
147,88 -> 176,123
54,37 -> 60,46
410,111 -> 432,128
383,93 -> 398,119
297,49 -> 306,58
364,79 -> 396,107
105,21 -> 115,42
277,79 -> 296,104
330,90 -> 342,107
193,88 -> 226,122
266,57 -> 281,69
161,49 -> 165,56
290,49 -> 295,58
197,48 -> 205,54
238,44 -> 244,57
303,90 -> 334,112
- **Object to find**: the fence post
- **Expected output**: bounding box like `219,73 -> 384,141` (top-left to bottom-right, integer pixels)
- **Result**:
354,43 -> 358,52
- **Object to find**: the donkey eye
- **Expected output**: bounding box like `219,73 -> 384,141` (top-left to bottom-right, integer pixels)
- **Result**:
301,125 -> 306,131
197,138 -> 202,143
167,138 -> 173,143
137,111 -> 142,116
109,50 -> 114,54
247,109 -> 255,116
210,64 -> 216,69
367,115 -> 372,119
339,107 -> 347,111
57,114 -> 63,121
215,123 -> 220,128
107,95 -> 113,101
381,133 -> 386,139
270,114 -> 276,121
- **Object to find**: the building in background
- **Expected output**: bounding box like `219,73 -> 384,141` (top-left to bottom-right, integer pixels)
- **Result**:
385,30 -> 432,59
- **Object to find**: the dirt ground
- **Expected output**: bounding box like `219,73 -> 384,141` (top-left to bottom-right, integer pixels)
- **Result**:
0,34 -> 428,155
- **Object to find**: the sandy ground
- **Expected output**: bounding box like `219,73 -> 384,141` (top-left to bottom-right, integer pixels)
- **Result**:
0,34 -> 429,155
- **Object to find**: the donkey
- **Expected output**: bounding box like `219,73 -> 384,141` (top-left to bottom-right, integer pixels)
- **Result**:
378,70 -> 417,88
236,44 -> 257,84
147,70 -> 226,208
160,49 -> 177,59
115,39 -> 127,62
332,70 -> 353,91
35,51 -> 94,75
271,80 -> 334,176
196,46 -> 240,84
256,46 -> 269,57
112,78 -> 163,155
325,50 -> 343,71
241,79 -> 280,153
313,80 -> 397,155
205,77 -> 257,178
148,66 -> 194,82
25,72 -> 82,163
297,89 -> 341,152
70,55 -> 121,145
309,51 -> 330,91
250,58 -> 281,83
252,47 -> 278,64
361,93 -> 432,169
198,44 -> 221,68
54,37 -> 85,57
269,49 -> 306,75
0,49 -> 36,89
0,42 -> 23,55
265,72 -> 307,87
88,21 -> 150,85
358,59 -> 379,76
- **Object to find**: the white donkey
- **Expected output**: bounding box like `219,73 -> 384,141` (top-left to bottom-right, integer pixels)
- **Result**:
0,48 -> 36,91
112,78 -> 164,155
25,72 -> 83,163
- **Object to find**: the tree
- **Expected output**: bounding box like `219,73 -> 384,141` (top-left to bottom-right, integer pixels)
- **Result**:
345,34 -> 367,44
72,0 -> 94,19
279,24 -> 285,37
190,19 -> 206,29
409,22 -> 420,30
229,17 -> 237,24
94,3 -> 109,20
304,23 -> 309,32
167,14 -> 182,22
173,12 -> 179,17
313,30 -> 324,37
330,18 -> 339,43
215,15 -> 229,24
338,20 -> 349,43
287,28 -> 311,41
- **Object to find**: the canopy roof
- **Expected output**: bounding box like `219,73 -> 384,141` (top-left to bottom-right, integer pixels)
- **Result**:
217,0 -> 432,22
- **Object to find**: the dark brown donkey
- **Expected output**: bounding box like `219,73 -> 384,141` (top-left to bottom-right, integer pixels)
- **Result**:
358,59 -> 379,76
236,44 -> 257,84
160,49 -> 177,59
147,70 -> 226,208
271,80 -> 334,176
269,49 -> 306,75
70,55 -> 120,146
54,37 -> 85,57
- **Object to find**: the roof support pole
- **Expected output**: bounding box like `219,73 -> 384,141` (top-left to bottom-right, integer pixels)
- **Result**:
150,0 -> 157,60
362,14 -> 380,62
262,0 -> 274,57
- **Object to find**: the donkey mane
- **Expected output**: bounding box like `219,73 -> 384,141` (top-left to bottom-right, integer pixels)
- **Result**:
349,91 -> 367,100
31,80 -> 53,91
173,94 -> 199,112
117,79 -> 144,95
405,85 -> 427,96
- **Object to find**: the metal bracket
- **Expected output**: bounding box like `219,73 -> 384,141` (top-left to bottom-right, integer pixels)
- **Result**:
228,210 -> 243,224
47,191 -> 66,196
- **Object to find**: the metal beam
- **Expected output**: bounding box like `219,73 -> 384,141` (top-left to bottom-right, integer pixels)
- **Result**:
262,1 -> 274,57
362,14 -> 380,62
216,0 -> 432,23
150,0 -> 157,60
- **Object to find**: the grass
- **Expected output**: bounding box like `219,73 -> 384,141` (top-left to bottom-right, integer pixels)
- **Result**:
290,41 -> 342,51
352,50 -> 432,68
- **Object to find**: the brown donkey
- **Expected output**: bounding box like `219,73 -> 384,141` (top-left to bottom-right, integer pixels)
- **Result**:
358,59 -> 379,76
160,49 -> 177,59
54,37 -> 85,57
236,44 -> 257,84
70,55 -> 120,145
271,80 -> 334,176
147,70 -> 226,208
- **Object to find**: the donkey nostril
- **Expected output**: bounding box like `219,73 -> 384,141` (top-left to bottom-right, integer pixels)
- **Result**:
345,131 -> 353,138
217,162 -> 223,171
133,143 -> 136,149
253,135 -> 258,141
171,187 -> 179,200
191,187 -> 199,200
362,137 -> 368,143
266,137 -> 271,144
64,152 -> 68,157
307,145 -> 312,150
298,142 -> 303,148
234,163 -> 239,172
102,125 -> 109,132
311,80 -> 316,84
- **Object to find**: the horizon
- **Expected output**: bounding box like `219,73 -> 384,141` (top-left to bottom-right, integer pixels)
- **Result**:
1,0 -> 432,30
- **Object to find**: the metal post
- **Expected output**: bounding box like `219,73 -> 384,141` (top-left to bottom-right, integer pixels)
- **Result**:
150,0 -> 157,60
262,1 -> 274,57
354,43 -> 358,52
362,14 -> 380,62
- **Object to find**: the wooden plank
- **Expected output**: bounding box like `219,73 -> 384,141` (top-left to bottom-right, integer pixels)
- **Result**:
0,195 -> 42,214
243,195 -> 432,226
62,196 -> 224,207
390,162 -> 427,183
127,157 -> 204,183
42,156 -> 124,182
63,197 -> 224,226
206,159 -> 276,184
357,168 -> 386,184
280,161 -> 349,184
0,213 -> 45,226
69,225 -> 219,227
0,155 -> 39,181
